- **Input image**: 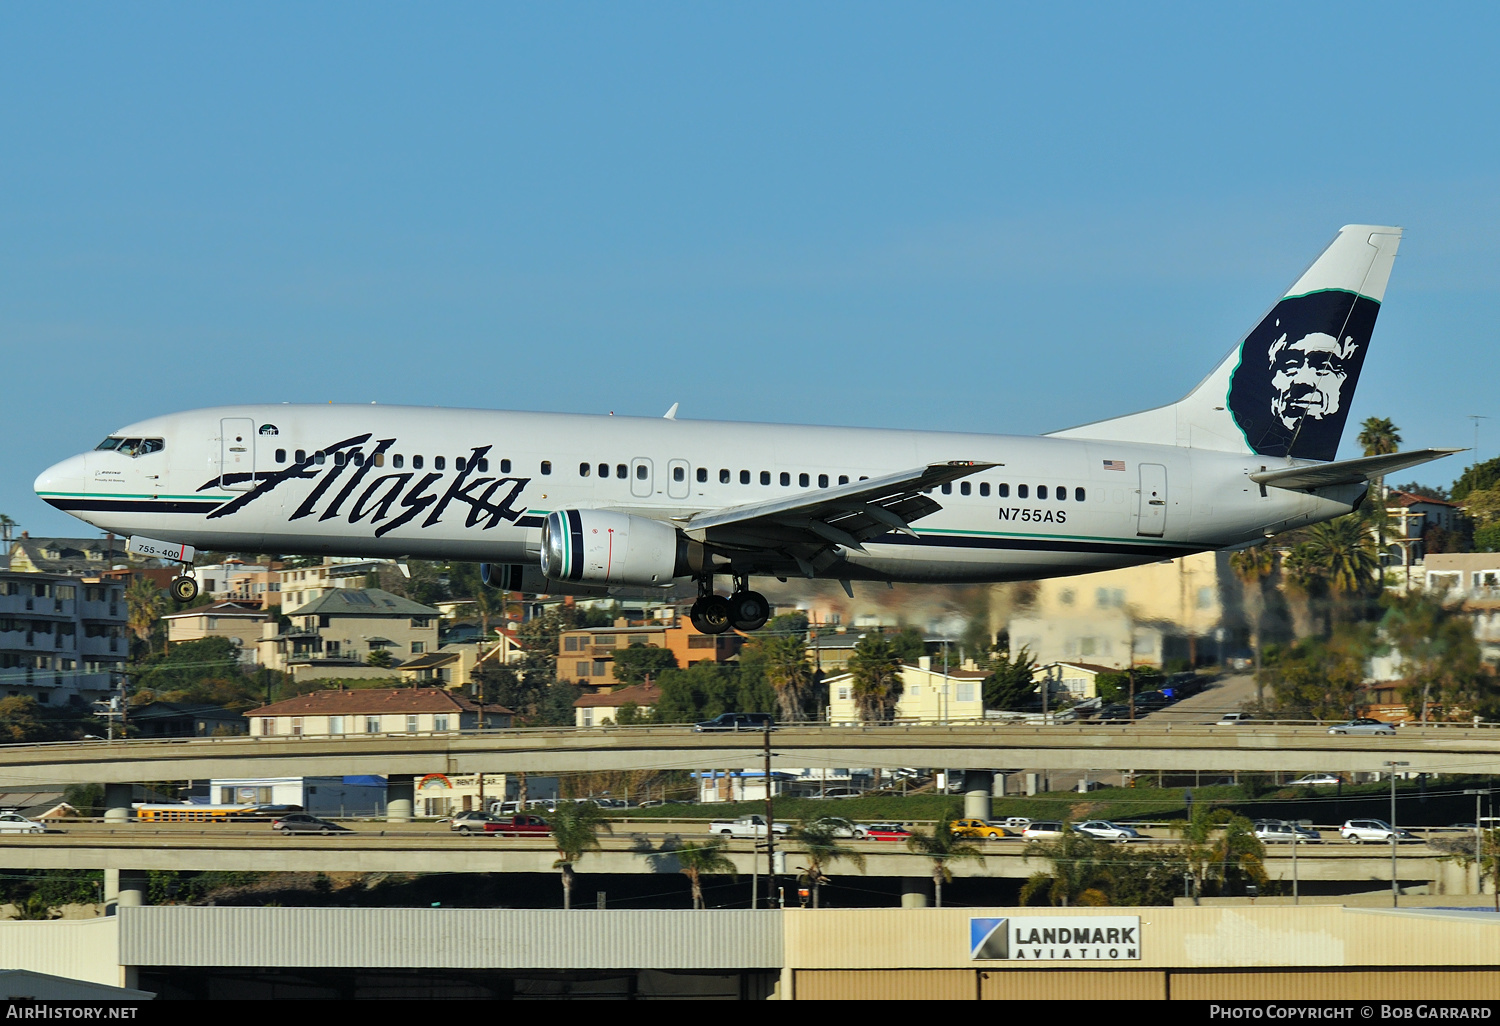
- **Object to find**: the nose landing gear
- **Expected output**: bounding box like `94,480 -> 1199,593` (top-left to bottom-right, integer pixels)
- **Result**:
688,576 -> 771,635
169,575 -> 199,603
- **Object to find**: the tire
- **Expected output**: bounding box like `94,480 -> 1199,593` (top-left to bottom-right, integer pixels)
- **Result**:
1348,836 -> 1361,844
169,576 -> 199,602
727,591 -> 771,632
690,596 -> 732,635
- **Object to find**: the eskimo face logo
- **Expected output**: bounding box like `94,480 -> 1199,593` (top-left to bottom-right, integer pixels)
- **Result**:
1227,289 -> 1380,462
1267,329 -> 1359,432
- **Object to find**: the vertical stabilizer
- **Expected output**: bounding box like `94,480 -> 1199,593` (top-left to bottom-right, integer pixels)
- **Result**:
1047,225 -> 1402,462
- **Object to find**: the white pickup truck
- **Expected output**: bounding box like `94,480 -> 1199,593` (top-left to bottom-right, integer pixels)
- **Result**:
710,815 -> 790,838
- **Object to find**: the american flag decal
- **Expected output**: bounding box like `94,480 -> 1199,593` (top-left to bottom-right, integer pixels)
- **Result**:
1103,459 -> 1126,471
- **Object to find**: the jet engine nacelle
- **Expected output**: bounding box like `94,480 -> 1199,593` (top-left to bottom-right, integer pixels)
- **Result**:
479,562 -> 614,597
541,509 -> 685,587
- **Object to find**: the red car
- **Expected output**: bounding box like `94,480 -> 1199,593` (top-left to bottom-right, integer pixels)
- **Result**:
482,814 -> 552,837
864,824 -> 911,842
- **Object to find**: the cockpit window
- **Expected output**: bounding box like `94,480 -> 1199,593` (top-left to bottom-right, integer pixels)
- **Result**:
259,424 -> 278,436
113,438 -> 165,457
95,437 -> 124,451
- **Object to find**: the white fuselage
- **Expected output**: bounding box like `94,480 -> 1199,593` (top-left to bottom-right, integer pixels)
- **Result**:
35,404 -> 1362,584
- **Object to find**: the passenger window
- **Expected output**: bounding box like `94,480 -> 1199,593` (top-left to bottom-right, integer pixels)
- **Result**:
1038,485 -> 1047,499
477,458 -> 488,472
980,482 -> 990,496
674,467 -> 685,482
392,454 -> 403,469
500,459 -> 511,474
1056,484 -> 1065,499
412,455 -> 423,470
334,452 -> 347,467
997,483 -> 1008,497
456,457 -> 467,472
719,469 -> 730,484
598,463 -> 609,478
760,471 -> 771,485
315,452 -> 327,466
636,464 -> 646,480
1075,487 -> 1086,501
859,476 -> 868,481
960,482 -> 970,495
616,464 -> 627,478
295,449 -> 307,464
798,473 -> 809,487
275,449 -> 287,463
434,456 -> 446,471
579,462 -> 591,477
941,483 -> 952,494
740,470 -> 750,485
352,453 -> 364,467
839,475 -> 849,485
780,472 -> 790,486
542,461 -> 552,476
696,468 -> 707,483
1018,484 -> 1029,498
818,474 -> 828,488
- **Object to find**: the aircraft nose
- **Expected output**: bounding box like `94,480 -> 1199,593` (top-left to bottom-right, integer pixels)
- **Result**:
34,454 -> 87,508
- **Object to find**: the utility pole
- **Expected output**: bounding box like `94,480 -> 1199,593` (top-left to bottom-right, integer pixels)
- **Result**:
763,725 -> 777,908
1386,761 -> 1410,907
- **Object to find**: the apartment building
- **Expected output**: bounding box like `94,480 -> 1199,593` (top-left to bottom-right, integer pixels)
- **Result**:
161,600 -> 271,667
258,588 -> 441,681
0,572 -> 126,705
557,619 -> 742,689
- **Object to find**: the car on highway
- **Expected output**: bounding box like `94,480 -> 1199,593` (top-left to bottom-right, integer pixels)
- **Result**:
1326,718 -> 1396,736
1215,713 -> 1252,726
949,818 -> 1014,840
448,812 -> 503,834
693,712 -> 775,733
864,824 -> 911,842
1253,820 -> 1322,844
1340,819 -> 1416,844
0,813 -> 45,834
483,815 -> 552,837
1073,821 -> 1143,842
808,817 -> 870,839
271,814 -> 350,835
1022,821 -> 1066,840
1287,774 -> 1344,786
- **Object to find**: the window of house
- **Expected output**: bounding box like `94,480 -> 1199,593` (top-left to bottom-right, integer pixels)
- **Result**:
291,717 -> 303,737
957,682 -> 975,703
329,716 -> 344,735
434,715 -> 449,731
576,661 -> 590,676
406,715 -> 419,732
365,717 -> 380,733
565,636 -> 579,651
411,642 -> 425,654
260,718 -> 275,736
592,660 -> 607,676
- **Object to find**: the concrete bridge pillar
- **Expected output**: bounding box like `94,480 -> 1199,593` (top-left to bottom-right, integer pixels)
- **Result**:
963,770 -> 994,821
901,878 -> 930,909
387,774 -> 415,822
103,783 -> 132,824
104,869 -> 147,916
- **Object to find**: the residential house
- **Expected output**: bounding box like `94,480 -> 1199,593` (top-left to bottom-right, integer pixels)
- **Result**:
244,686 -> 508,737
1032,661 -> 1119,701
558,619 -> 742,690
128,702 -> 247,738
573,681 -> 662,727
258,588 -> 440,681
0,571 -> 126,706
7,535 -> 128,575
824,657 -> 988,724
161,601 -> 271,667
1384,489 -> 1466,569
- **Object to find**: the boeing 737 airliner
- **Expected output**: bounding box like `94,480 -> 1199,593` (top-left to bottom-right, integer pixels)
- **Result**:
35,225 -> 1458,634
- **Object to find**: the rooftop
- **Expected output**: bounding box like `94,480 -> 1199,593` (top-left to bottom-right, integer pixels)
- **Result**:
245,687 -> 505,718
574,681 -> 663,709
293,588 -> 440,618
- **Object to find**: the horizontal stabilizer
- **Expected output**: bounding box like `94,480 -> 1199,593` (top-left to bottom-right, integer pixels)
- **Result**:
1249,448 -> 1463,491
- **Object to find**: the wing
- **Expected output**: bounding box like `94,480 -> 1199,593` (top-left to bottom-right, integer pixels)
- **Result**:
673,461 -> 996,576
1249,448 -> 1462,491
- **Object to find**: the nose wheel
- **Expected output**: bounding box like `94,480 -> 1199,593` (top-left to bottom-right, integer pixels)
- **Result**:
169,576 -> 199,603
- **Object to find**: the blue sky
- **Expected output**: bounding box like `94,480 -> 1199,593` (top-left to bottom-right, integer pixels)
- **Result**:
4,3 -> 1498,537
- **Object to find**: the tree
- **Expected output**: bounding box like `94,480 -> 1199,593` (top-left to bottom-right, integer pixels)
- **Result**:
0,514 -> 16,545
1230,543 -> 1278,697
668,838 -> 738,909
1431,829 -> 1500,912
1452,457 -> 1500,503
1380,593 -> 1488,723
366,649 -> 394,668
756,634 -> 814,722
1019,828 -> 1113,907
611,643 -> 678,685
1257,627 -> 1370,721
1358,417 -> 1402,459
904,812 -> 984,907
0,696 -> 50,743
125,576 -> 164,653
847,634 -> 903,724
550,801 -> 612,910
983,644 -> 1037,711
1172,806 -> 1267,900
789,818 -> 866,908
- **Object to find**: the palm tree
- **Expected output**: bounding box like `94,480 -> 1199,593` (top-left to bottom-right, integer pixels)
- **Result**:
0,514 -> 16,547
1298,516 -> 1380,627
847,634 -> 903,724
761,634 -> 814,722
905,814 -> 984,907
1172,806 -> 1267,900
669,838 -> 739,909
125,575 -> 164,654
789,818 -> 866,908
1358,417 -> 1402,570
550,801 -> 612,910
1019,828 -> 1113,907
1229,543 -> 1277,702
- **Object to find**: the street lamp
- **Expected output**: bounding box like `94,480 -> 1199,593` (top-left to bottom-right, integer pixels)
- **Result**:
1464,789 -> 1490,898
1385,761 -> 1410,907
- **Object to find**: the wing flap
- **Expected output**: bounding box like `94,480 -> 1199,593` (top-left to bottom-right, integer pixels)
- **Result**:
1249,448 -> 1463,490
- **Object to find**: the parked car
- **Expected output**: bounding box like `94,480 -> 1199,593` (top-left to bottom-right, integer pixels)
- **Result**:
1022,821 -> 1066,840
1253,820 -> 1322,844
693,713 -> 775,733
1073,821 -> 1143,842
0,813 -> 45,834
1327,718 -> 1396,735
949,818 -> 1014,840
271,814 -> 350,835
864,824 -> 911,842
1287,774 -> 1344,786
1340,819 -> 1416,844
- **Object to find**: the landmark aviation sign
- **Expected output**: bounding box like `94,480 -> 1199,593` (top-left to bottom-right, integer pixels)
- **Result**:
970,917 -> 1142,961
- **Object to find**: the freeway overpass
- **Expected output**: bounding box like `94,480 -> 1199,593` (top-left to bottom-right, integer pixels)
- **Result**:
3,723 -> 1500,787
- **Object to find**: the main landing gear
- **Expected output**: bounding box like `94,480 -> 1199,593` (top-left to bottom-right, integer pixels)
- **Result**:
689,575 -> 770,635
